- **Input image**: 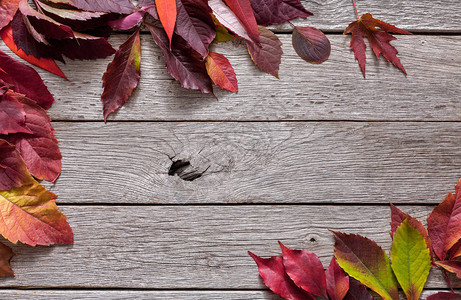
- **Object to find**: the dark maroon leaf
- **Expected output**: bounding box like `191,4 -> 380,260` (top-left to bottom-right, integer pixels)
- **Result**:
101,28 -> 141,121
292,26 -> 330,64
0,48 -> 54,109
343,278 -> 373,300
0,139 -> 31,190
52,31 -> 115,60
45,0 -> 137,14
146,23 -> 213,94
249,0 -> 312,26
247,26 -> 283,77
427,292 -> 461,300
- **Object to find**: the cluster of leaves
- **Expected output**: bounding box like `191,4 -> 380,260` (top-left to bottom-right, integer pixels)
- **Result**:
0,48 -> 72,277
249,178 -> 461,300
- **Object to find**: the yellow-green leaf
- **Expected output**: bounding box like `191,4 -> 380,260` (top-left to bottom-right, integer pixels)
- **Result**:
391,219 -> 431,300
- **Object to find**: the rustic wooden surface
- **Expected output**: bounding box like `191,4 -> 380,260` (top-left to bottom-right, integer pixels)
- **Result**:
1,0 -> 460,298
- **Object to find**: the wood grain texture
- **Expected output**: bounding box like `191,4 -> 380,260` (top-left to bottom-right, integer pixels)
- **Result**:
0,205 -> 459,289
42,122 -> 461,204
1,35 -> 459,122
0,290 -> 456,299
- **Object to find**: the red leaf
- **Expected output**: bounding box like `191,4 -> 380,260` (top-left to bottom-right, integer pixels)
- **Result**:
205,51 -> 238,93
450,239 -> 461,259
390,203 -> 434,262
146,23 -> 213,94
326,257 -> 349,300
0,91 -> 30,135
292,26 -> 330,64
0,25 -> 67,79
1,91 -> 62,182
155,0 -> 177,46
0,49 -> 54,109
248,251 -> 315,300
427,178 -> 461,260
209,0 -> 251,41
101,28 -> 141,121
51,31 -> 115,60
223,0 -> 259,43
344,278 -> 373,300
279,242 -> 328,299
108,10 -> 145,30
0,0 -> 20,31
45,0 -> 137,14
435,260 -> 461,278
344,13 -> 411,77
249,0 -> 312,26
247,26 -> 283,78
0,243 -> 14,277
0,139 -> 31,190
427,292 -> 461,300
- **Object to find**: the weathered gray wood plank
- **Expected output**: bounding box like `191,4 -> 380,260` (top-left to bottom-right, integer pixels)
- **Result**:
44,122 -> 461,204
2,35 -> 460,122
0,290 -> 456,299
0,205 -> 458,289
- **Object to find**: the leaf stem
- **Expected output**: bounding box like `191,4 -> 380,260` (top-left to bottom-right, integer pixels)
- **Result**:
439,267 -> 454,293
351,0 -> 360,19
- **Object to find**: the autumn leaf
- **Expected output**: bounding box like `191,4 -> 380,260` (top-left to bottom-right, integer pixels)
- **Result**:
326,258 -> 349,300
450,239 -> 461,259
205,51 -> 238,93
146,23 -> 213,94
279,242 -> 328,299
0,90 -> 30,135
107,10 -> 145,30
248,251 -> 315,300
0,0 -> 20,31
0,140 -> 31,190
209,0 -> 251,42
0,48 -> 54,109
390,219 -> 431,300
427,178 -> 461,261
435,260 -> 461,279
427,292 -> 461,300
292,26 -> 330,64
156,0 -> 177,46
223,0 -> 259,43
44,0 -> 137,14
249,0 -> 312,26
0,243 -> 14,277
344,13 -> 411,77
332,231 -> 399,300
344,278 -> 373,300
101,28 -> 141,121
247,26 -> 283,78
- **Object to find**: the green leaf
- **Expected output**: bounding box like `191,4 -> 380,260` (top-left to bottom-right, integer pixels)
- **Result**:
391,219 -> 431,300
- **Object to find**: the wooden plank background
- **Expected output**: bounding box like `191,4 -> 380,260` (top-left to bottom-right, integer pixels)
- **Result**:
1,0 -> 461,298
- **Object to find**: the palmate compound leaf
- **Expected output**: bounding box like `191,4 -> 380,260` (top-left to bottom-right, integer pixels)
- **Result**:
292,26 -> 330,64
279,242 -> 328,299
0,48 -> 54,109
390,219 -> 431,300
0,0 -> 21,31
332,231 -> 399,300
0,242 -> 14,277
205,51 -> 238,93
248,251 -> 315,300
427,178 -> 461,261
249,0 -> 312,26
101,28 -> 141,121
326,257 -> 349,300
0,140 -> 72,246
146,23 -> 213,94
344,13 -> 411,77
246,26 -> 283,78
0,91 -> 62,183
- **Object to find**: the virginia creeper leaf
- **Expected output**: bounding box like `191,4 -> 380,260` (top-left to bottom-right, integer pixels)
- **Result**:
332,231 -> 399,300
249,0 -> 312,26
246,26 -> 283,78
205,51 -> 238,93
45,0 -> 136,14
450,239 -> 461,259
0,92 -> 30,135
435,260 -> 461,279
248,251 -> 315,300
146,23 -> 213,94
101,28 -> 141,121
0,48 -> 54,109
427,292 -> 461,300
344,13 -> 411,77
279,242 -> 328,299
108,10 -> 145,30
50,31 -> 116,60
0,0 -> 20,31
390,219 -> 431,300
427,179 -> 461,261
223,0 -> 259,43
0,242 -> 14,277
292,26 -> 330,64
344,278 -> 373,300
209,0 -> 251,41
155,0 -> 177,46
326,257 -> 349,300
0,140 -> 31,190
0,25 -> 67,79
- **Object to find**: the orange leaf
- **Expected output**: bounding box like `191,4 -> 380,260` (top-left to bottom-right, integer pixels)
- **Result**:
155,0 -> 177,46
0,25 -> 67,80
205,51 -> 238,93
0,242 -> 13,277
